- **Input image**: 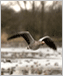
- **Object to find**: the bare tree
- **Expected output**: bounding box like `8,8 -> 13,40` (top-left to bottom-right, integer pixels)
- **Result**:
23,1 -> 27,10
17,1 -> 23,10
40,1 -> 46,36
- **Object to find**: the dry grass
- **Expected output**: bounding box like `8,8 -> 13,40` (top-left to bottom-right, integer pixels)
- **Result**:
1,32 -> 8,43
1,32 -> 26,43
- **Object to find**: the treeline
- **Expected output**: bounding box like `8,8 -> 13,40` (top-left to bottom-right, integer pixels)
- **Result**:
1,4 -> 62,41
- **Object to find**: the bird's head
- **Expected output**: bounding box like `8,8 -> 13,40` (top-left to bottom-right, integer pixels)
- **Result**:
41,41 -> 45,45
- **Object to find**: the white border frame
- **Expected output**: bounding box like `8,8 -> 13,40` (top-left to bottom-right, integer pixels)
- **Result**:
0,0 -> 63,76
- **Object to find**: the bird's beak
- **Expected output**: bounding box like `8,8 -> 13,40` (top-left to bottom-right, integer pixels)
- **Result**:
42,41 -> 45,45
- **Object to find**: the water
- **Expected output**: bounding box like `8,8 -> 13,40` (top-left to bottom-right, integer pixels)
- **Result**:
1,47 -> 62,75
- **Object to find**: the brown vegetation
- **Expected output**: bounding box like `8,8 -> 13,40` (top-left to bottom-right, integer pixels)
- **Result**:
1,1 -> 62,46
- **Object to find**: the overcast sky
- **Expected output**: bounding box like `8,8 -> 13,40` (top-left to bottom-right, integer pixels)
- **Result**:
1,1 -> 62,12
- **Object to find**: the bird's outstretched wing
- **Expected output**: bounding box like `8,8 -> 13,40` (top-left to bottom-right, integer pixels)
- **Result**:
39,36 -> 57,50
7,31 -> 35,44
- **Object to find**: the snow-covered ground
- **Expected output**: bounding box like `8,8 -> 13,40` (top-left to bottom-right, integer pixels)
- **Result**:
1,47 -> 62,75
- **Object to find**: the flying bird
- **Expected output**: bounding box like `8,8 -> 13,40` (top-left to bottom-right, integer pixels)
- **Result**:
7,31 -> 57,50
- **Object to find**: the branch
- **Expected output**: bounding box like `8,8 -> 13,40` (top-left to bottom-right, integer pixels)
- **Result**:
17,1 -> 23,10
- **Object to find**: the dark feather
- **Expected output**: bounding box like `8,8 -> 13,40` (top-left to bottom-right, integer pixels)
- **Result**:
7,31 -> 34,44
42,37 -> 57,50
